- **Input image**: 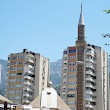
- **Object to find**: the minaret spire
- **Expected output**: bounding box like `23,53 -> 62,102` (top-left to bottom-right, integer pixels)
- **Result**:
78,3 -> 85,25
76,4 -> 86,110
77,3 -> 85,41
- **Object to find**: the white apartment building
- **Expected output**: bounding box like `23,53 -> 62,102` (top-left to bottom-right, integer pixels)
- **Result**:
6,49 -> 50,105
60,4 -> 109,110
60,45 -> 109,110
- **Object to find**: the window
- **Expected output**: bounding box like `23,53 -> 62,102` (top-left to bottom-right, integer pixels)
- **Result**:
69,68 -> 76,72
64,51 -> 67,54
68,88 -> 76,91
16,90 -> 21,94
16,78 -> 22,82
9,79 -> 16,82
10,73 -> 16,76
9,85 -> 14,88
9,96 -> 14,100
17,67 -> 23,70
16,84 -> 21,87
69,49 -> 76,53
9,91 -> 15,94
10,67 -> 16,71
68,75 -> 76,78
10,62 -> 16,65
11,56 -> 17,60
67,101 -> 76,105
17,73 -> 22,75
18,62 -> 23,64
68,82 -> 76,84
18,56 -> 24,59
15,96 -> 20,99
67,94 -> 75,98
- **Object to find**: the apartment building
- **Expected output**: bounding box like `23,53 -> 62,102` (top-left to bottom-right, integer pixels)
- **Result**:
60,4 -> 109,110
6,49 -> 50,104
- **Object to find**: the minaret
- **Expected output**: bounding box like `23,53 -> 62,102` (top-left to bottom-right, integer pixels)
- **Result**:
76,4 -> 86,110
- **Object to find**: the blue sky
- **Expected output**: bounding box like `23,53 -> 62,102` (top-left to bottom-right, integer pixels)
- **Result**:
0,0 -> 110,62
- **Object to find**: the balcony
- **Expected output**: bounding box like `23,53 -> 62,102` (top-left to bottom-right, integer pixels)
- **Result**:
86,83 -> 95,89
27,70 -> 34,75
63,73 -> 66,76
22,99 -> 31,104
63,59 -> 67,64
25,58 -> 34,64
23,93 -> 29,97
86,71 -> 95,76
85,97 -> 95,102
85,104 -> 94,109
86,77 -> 95,83
24,76 -> 34,81
86,64 -> 94,70
86,58 -> 94,63
24,81 -> 33,86
86,51 -> 95,57
63,65 -> 67,69
23,93 -> 33,98
85,90 -> 94,96
63,79 -> 66,82
23,87 -> 33,92
64,54 -> 67,58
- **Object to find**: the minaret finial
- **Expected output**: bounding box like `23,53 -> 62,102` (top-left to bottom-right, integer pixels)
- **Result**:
78,3 -> 85,25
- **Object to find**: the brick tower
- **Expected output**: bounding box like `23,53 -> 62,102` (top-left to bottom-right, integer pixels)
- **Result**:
76,4 -> 86,110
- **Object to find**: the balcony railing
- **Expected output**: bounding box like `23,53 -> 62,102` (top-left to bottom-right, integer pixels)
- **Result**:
86,51 -> 95,57
85,97 -> 95,102
85,83 -> 95,89
85,90 -> 94,95
25,58 -> 34,64
23,93 -> 33,98
24,76 -> 34,81
85,104 -> 94,109
86,58 -> 94,63
86,71 -> 95,76
24,81 -> 33,86
22,99 -> 31,104
86,77 -> 95,83
86,64 -> 95,70
23,87 -> 33,92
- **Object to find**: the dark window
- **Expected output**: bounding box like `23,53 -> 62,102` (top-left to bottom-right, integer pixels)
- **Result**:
67,94 -> 75,97
69,50 -> 76,53
64,51 -> 67,54
17,73 -> 22,75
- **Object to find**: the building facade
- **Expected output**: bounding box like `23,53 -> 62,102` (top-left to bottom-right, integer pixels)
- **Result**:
6,49 -> 50,104
60,5 -> 109,110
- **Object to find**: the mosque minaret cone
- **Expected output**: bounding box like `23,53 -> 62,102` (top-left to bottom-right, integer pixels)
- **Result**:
76,4 -> 86,110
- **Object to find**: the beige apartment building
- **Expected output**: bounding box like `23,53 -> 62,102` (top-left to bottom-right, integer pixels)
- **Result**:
60,4 -> 109,110
6,49 -> 50,104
